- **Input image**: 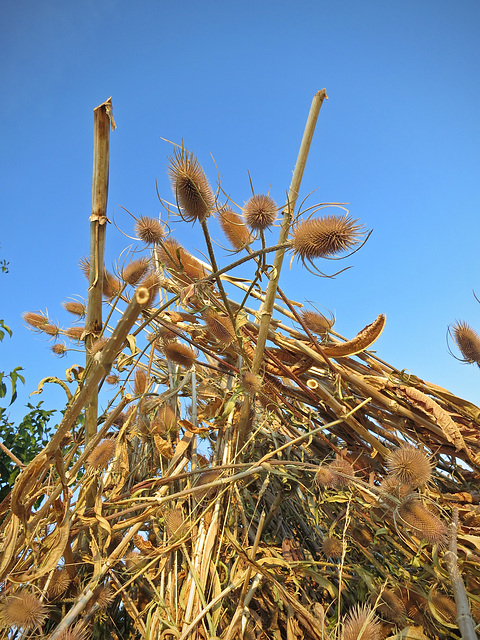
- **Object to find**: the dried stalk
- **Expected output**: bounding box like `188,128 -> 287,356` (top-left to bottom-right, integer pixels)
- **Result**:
85,97 -> 116,444
445,507 -> 478,640
237,89 -> 328,442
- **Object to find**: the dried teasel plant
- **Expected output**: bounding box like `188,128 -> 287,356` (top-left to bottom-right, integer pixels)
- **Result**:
0,590 -> 49,630
218,206 -> 251,249
450,320 -> 480,366
386,443 -> 433,489
168,147 -> 214,224
341,604 -> 382,640
243,193 -> 278,231
290,213 -> 365,262
135,215 -> 165,245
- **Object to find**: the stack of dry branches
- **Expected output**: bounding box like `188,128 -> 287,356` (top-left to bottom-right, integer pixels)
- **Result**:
1,93 -> 480,640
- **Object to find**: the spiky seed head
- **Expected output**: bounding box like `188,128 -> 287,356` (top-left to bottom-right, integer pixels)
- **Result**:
168,148 -> 214,223
341,604 -> 382,640
378,476 -> 412,509
159,238 -> 207,282
204,309 -> 235,345
86,439 -> 116,471
162,341 -> 197,368
243,194 -> 277,230
291,214 -> 364,260
164,508 -> 187,539
135,215 -> 165,245
51,342 -> 68,357
42,323 -> 60,337
134,368 -> 147,395
155,326 -> 177,346
23,311 -> 49,329
92,584 -> 115,610
103,271 -> 123,300
47,568 -> 71,598
315,465 -> 336,488
65,326 -> 85,342
88,337 -> 108,355
219,207 -> 251,249
300,310 -> 333,337
151,405 -> 178,435
139,272 -> 160,307
328,455 -> 355,487
105,374 -> 119,385
54,622 -> 89,640
372,588 -> 406,622
62,301 -> 86,318
242,371 -> 263,396
386,444 -> 433,489
398,498 -> 447,545
430,592 -> 457,624
78,257 -> 90,280
0,591 -> 49,630
322,536 -> 343,558
451,321 -> 480,365
121,258 -> 150,285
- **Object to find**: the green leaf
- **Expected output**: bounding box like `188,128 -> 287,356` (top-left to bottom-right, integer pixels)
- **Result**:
0,319 -> 12,342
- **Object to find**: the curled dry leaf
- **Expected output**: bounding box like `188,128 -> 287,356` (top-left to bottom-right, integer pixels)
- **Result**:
397,386 -> 466,452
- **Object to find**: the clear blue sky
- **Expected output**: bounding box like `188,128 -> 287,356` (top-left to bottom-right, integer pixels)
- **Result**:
1,0 -> 480,424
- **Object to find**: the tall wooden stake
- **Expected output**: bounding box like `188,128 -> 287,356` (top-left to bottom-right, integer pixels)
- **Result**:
85,98 -> 116,445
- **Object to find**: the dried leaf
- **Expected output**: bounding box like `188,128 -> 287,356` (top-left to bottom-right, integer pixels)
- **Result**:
398,386 -> 466,451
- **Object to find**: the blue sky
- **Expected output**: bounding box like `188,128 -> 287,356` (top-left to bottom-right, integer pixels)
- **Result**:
1,0 -> 480,424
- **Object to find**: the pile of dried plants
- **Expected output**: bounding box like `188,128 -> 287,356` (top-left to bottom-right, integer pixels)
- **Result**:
1,93 -> 480,640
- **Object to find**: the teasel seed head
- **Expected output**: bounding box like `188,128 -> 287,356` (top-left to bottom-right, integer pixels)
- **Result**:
164,507 -> 187,540
204,309 -> 235,345
372,587 -> 406,622
162,341 -> 197,368
322,536 -> 343,558
159,238 -> 207,282
51,342 -> 68,357
86,439 -> 116,471
291,214 -> 365,260
121,258 -> 150,285
341,604 -> 382,640
78,256 -> 90,280
378,475 -> 412,509
219,207 -> 251,249
91,584 -> 115,610
300,309 -> 333,338
398,498 -> 447,545
87,337 -> 108,355
134,368 -> 147,395
243,194 -> 277,230
451,320 -> 480,365
168,148 -> 214,224
135,215 -> 165,245
23,311 -> 49,330
47,568 -> 71,599
386,444 -> 433,489
42,322 -> 60,338
328,455 -> 356,487
0,590 -> 49,630
151,405 -> 178,435
103,271 -> 123,300
105,374 -> 119,385
54,621 -> 89,640
62,301 -> 86,318
241,371 -> 263,396
139,272 -> 160,307
430,591 -> 457,624
314,466 -> 336,488
65,326 -> 85,342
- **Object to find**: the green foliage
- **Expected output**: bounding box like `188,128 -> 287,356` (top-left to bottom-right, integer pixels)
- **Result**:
0,402 -> 55,503
0,318 -> 55,502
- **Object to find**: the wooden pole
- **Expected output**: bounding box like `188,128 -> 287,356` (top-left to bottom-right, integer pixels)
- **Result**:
85,97 -> 116,445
